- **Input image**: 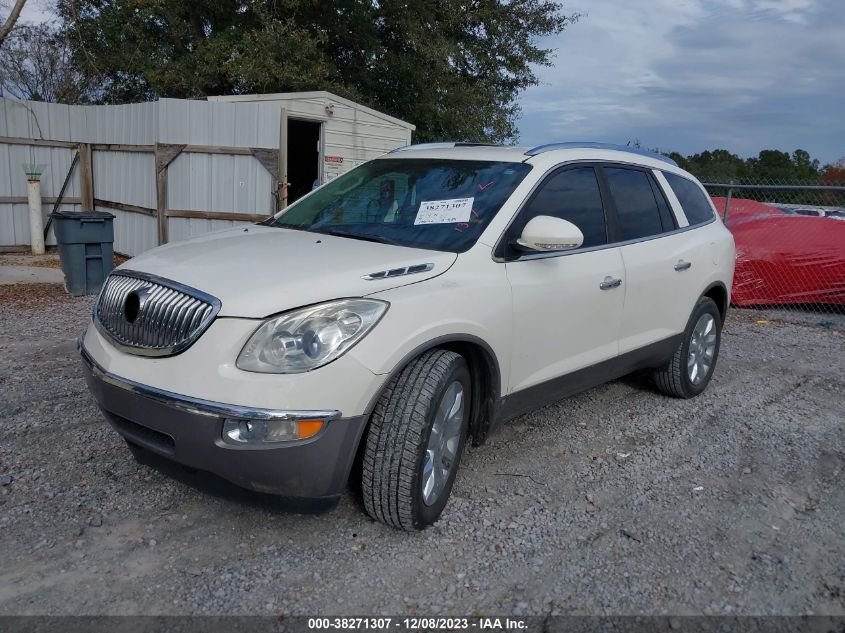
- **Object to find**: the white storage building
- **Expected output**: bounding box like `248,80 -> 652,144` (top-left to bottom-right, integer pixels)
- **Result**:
208,91 -> 416,203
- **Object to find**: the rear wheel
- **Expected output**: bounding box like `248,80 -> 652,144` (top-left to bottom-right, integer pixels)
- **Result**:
362,349 -> 470,530
654,296 -> 722,398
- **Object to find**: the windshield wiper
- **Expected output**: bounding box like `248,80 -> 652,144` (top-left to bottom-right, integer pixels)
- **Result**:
315,228 -> 399,246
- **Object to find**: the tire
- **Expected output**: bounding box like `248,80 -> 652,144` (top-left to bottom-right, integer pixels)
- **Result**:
362,349 -> 471,530
653,296 -> 722,399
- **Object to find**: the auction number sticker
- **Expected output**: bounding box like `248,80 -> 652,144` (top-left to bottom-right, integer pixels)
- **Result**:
414,197 -> 474,225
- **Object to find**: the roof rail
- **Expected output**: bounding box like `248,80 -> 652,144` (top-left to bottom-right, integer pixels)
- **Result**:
391,142 -> 458,153
390,142 -> 503,153
525,142 -> 678,166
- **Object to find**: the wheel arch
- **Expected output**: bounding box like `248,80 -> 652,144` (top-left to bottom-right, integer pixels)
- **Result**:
362,334 -> 502,447
702,281 -> 729,323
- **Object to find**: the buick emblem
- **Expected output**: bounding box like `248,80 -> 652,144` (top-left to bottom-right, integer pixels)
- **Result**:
124,287 -> 151,324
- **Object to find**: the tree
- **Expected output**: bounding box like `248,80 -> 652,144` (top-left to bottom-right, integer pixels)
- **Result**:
57,0 -> 577,142
820,158 -> 845,185
677,149 -> 749,182
672,148 -> 829,185
665,151 -> 687,169
790,149 -> 820,181
668,148 -> 841,207
57,0 -> 336,103
0,0 -> 28,47
0,23 -> 92,102
746,149 -> 796,181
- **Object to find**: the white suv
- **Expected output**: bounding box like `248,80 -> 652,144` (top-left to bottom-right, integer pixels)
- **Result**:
80,142 -> 735,530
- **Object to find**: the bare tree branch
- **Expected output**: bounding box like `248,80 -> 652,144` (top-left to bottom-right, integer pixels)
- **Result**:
0,23 -> 92,103
0,0 -> 28,47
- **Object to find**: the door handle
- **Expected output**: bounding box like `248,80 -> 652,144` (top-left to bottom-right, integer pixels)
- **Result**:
674,260 -> 692,271
599,277 -> 622,290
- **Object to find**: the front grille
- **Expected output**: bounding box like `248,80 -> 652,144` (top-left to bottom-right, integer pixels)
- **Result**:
94,271 -> 221,357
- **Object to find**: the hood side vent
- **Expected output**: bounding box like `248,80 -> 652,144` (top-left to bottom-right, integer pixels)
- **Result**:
362,263 -> 434,281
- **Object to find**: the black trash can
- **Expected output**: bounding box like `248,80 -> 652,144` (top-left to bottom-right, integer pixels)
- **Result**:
50,210 -> 116,296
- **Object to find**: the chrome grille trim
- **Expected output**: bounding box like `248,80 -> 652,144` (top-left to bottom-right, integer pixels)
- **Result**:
94,270 -> 222,357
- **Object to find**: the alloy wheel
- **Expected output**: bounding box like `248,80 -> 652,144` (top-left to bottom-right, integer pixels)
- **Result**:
421,381 -> 464,506
687,313 -> 717,385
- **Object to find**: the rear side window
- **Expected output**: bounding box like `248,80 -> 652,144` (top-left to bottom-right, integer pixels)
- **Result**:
603,167 -> 665,241
650,177 -> 677,230
664,172 -> 716,225
516,167 -> 607,248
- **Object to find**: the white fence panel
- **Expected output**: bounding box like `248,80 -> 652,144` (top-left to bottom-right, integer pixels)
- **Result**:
159,98 -> 277,242
93,149 -> 157,255
1,97 -> 280,256
0,100 -> 81,246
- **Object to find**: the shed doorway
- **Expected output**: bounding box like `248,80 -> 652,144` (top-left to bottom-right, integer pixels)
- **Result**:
287,118 -> 322,204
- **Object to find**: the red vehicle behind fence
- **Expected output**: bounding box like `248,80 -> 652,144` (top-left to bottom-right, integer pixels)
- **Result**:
711,197 -> 845,307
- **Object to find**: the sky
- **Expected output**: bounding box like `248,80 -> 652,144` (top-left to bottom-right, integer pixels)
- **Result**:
516,0 -> 845,164
15,0 -> 51,21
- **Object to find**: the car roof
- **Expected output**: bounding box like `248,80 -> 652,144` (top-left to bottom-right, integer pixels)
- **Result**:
381,141 -> 679,169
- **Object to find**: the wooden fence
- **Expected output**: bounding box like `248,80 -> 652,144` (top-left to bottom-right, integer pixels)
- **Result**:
0,98 -> 286,255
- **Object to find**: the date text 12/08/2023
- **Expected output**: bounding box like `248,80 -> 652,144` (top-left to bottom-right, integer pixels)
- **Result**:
306,617 -> 528,631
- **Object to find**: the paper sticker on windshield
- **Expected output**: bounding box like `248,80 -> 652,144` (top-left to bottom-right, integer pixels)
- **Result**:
414,197 -> 474,225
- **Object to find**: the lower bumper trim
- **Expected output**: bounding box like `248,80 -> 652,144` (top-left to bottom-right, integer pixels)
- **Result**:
80,341 -> 367,498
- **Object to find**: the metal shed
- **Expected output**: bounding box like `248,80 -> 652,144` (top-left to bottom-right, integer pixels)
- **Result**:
208,91 -> 415,203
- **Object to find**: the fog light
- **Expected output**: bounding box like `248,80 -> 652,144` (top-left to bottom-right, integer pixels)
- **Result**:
223,418 -> 324,444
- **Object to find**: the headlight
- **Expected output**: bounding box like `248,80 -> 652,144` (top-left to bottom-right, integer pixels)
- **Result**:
236,298 -> 388,373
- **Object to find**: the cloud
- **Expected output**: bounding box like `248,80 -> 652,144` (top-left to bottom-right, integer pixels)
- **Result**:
517,0 -> 844,163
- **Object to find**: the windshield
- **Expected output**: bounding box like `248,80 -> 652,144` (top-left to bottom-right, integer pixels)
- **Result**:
269,158 -> 532,252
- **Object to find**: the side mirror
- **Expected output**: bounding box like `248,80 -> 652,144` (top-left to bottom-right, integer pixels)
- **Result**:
515,215 -> 584,252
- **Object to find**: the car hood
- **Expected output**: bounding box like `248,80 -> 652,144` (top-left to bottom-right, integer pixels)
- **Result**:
119,226 -> 457,318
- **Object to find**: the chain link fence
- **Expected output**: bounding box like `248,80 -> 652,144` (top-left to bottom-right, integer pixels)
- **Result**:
702,179 -> 845,329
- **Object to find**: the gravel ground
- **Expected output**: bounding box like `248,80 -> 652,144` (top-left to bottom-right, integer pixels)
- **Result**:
0,251 -> 129,271
0,289 -> 843,617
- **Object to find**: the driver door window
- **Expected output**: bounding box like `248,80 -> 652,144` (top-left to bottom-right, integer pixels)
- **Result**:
513,167 -> 608,249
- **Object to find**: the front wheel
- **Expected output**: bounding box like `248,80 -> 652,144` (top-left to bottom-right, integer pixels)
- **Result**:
653,296 -> 722,398
362,350 -> 470,530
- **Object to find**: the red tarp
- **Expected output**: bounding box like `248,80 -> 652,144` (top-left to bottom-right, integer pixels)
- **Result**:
711,196 -> 845,307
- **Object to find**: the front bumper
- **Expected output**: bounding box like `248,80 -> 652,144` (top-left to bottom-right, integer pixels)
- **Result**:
80,343 -> 367,499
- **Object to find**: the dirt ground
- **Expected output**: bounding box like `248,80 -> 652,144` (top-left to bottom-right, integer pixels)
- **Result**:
0,286 -> 843,616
